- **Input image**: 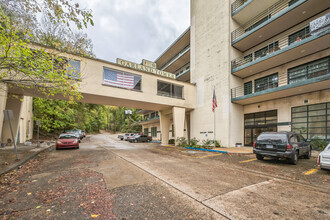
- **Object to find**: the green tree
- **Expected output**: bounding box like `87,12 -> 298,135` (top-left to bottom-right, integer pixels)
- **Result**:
0,0 -> 93,100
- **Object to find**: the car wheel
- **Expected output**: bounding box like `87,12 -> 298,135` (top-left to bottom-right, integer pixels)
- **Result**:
304,147 -> 311,159
256,154 -> 264,160
290,151 -> 298,165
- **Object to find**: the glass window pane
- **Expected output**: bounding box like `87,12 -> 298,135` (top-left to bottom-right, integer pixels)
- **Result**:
308,116 -> 326,122
292,112 -> 307,118
255,73 -> 278,92
309,103 -> 326,111
308,122 -> 325,128
309,109 -> 326,116
67,60 -> 80,78
172,85 -> 183,98
157,81 -> 171,96
292,117 -> 307,123
103,68 -> 141,91
292,106 -> 307,113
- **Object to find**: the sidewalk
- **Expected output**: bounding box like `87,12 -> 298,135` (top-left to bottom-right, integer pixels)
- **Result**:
217,146 -> 253,154
0,143 -> 53,175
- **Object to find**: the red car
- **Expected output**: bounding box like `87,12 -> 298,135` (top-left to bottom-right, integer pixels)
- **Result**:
56,133 -> 80,150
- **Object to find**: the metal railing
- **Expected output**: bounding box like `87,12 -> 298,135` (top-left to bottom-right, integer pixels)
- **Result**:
141,116 -> 160,123
231,0 -> 250,14
231,69 -> 330,99
231,22 -> 311,70
231,0 -> 301,42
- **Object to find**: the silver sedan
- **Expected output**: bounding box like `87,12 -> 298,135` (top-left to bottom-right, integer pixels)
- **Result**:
318,143 -> 330,170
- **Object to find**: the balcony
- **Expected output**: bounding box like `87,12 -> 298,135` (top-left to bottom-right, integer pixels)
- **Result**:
231,0 -> 329,51
232,0 -> 279,24
231,22 -> 330,78
231,66 -> 330,105
160,46 -> 190,73
139,116 -> 160,125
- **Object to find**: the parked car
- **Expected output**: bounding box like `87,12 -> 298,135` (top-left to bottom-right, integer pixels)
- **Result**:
127,134 -> 152,143
318,143 -> 330,170
117,134 -> 124,140
81,130 -> 86,138
123,133 -> 135,141
253,131 -> 311,165
66,129 -> 84,140
56,133 -> 80,150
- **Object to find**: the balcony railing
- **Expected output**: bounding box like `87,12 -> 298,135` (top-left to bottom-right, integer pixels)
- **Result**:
231,23 -> 311,71
141,116 -> 160,123
231,67 -> 330,99
231,0 -> 301,42
231,0 -> 250,14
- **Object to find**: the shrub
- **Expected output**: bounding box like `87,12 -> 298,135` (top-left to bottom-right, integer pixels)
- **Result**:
168,139 -> 175,144
214,140 -> 221,148
201,139 -> 214,149
176,137 -> 187,147
189,137 -> 199,147
310,137 -> 329,151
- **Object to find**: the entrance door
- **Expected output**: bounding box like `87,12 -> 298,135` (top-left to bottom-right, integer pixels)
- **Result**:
244,110 -> 277,146
144,128 -> 149,135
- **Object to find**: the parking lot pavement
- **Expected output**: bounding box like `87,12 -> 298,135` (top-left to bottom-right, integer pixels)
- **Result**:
1,133 -> 329,219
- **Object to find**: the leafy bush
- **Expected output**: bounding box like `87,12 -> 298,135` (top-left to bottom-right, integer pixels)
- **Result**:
201,139 -> 214,149
176,137 -> 187,147
168,139 -> 175,144
189,137 -> 199,147
310,137 -> 329,151
215,140 -> 221,148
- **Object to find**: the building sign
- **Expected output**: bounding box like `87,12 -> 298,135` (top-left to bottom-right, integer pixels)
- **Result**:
310,12 -> 330,35
142,59 -> 157,69
116,58 -> 176,79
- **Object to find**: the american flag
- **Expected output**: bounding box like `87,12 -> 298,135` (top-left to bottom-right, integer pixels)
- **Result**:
212,88 -> 218,112
103,69 -> 135,89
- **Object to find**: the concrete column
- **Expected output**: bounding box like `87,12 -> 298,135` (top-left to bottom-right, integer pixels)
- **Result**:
173,107 -> 186,143
1,95 -> 23,144
0,84 -> 8,142
159,110 -> 171,145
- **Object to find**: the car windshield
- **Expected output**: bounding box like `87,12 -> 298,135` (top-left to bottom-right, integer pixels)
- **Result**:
59,134 -> 76,139
257,134 -> 287,143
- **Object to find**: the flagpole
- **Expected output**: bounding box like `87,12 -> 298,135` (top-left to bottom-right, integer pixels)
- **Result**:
214,87 -> 216,148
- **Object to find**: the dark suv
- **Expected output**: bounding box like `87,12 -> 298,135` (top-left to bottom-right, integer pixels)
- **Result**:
253,131 -> 311,165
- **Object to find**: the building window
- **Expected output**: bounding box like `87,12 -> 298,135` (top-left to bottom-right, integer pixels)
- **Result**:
245,16 -> 270,33
254,73 -> 278,92
288,26 -> 310,45
157,81 -> 183,99
103,68 -> 141,91
144,128 -> 149,135
67,60 -> 80,79
244,81 -> 252,95
292,102 -> 330,140
288,57 -> 330,84
254,41 -> 279,60
244,110 -> 278,146
288,0 -> 299,6
151,112 -> 156,118
151,127 -> 157,137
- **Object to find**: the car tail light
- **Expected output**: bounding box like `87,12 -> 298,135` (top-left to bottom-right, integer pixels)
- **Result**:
253,142 -> 256,147
286,144 -> 291,150
317,156 -> 320,165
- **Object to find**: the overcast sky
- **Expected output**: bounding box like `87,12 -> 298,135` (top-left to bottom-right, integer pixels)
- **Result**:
77,0 -> 190,63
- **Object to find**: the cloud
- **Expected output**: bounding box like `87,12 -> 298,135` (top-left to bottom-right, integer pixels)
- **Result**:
77,0 -> 190,63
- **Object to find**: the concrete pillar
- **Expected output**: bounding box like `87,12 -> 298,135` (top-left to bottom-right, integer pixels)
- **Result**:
159,110 -> 171,145
0,84 -> 8,142
173,107 -> 186,143
1,95 -> 23,144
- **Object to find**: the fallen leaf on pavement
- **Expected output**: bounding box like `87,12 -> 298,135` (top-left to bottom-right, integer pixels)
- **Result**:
91,214 -> 100,218
36,206 -> 41,209
27,192 -> 32,195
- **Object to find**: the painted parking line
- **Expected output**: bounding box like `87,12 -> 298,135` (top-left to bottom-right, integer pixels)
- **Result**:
239,158 -> 257,163
304,168 -> 320,175
195,153 -> 222,159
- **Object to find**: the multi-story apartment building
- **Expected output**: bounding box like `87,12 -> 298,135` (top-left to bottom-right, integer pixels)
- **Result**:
140,28 -> 191,141
141,0 -> 330,146
190,0 -> 329,146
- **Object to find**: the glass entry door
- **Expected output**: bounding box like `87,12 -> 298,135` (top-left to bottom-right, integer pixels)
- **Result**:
244,110 -> 277,146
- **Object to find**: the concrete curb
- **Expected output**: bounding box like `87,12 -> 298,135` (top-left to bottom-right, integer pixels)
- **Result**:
0,145 -> 53,176
185,146 -> 228,154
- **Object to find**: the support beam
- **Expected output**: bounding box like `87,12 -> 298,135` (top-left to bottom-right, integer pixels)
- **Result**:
159,110 -> 171,145
0,84 -> 8,142
173,107 -> 186,144
1,95 -> 23,143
